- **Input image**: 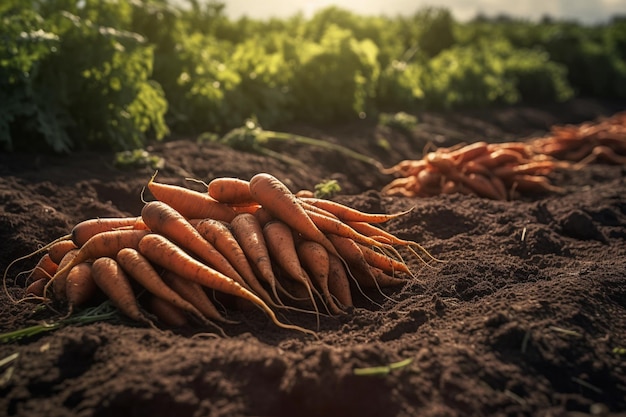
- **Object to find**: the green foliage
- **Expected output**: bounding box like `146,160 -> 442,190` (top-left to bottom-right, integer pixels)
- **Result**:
1,1 -> 168,153
113,148 -> 164,170
314,179 -> 341,199
378,112 -> 418,133
2,1 -> 626,153
291,24 -> 380,123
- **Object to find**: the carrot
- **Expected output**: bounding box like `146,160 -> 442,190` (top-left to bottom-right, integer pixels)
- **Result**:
230,213 -> 288,305
493,161 -> 557,178
71,217 -> 143,247
509,175 -> 564,194
65,262 -> 97,314
248,173 -> 341,259
147,173 -> 236,222
346,219 -> 439,267
364,266 -> 409,288
230,203 -> 261,214
296,240 -> 343,315
327,254 -> 353,309
47,229 -> 151,295
140,201 -> 248,289
300,198 -> 414,224
207,177 -> 255,205
253,206 -> 274,226
116,247 -> 218,329
325,234 -> 384,306
91,257 -> 154,326
161,270 -> 233,324
26,253 -> 57,283
305,209 -> 396,251
52,249 -> 79,301
48,240 -> 78,264
138,233 -> 316,336
356,243 -> 414,277
262,220 -> 322,324
25,278 -> 47,299
445,141 -> 489,164
148,295 -> 189,327
194,218 -> 277,308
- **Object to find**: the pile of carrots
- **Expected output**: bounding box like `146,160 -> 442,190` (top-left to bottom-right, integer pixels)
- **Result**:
530,111 -> 626,165
381,111 -> 626,200
381,141 -> 565,200
4,173 -> 430,337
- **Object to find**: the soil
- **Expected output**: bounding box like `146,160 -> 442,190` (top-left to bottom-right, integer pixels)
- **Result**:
1,98 -> 625,417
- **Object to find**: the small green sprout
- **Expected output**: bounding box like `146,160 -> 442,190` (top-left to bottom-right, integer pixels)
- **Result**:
314,179 -> 341,199
353,357 -> 414,376
378,112 -> 418,134
114,149 -> 164,170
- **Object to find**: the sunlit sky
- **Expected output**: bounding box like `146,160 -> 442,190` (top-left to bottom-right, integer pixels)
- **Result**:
222,0 -> 626,24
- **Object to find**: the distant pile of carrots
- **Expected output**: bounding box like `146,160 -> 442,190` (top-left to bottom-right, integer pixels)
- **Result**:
381,111 -> 626,200
4,173 -> 432,337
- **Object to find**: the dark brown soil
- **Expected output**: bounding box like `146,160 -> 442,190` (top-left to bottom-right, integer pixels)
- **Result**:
1,98 -> 625,417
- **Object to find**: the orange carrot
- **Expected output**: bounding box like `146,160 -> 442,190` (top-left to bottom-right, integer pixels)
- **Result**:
230,213 -> 286,305
207,177 -> 254,205
445,141 -> 489,164
327,254 -> 353,309
297,240 -> 342,315
48,239 -> 78,264
194,218 -> 277,308
52,249 -> 79,301
140,201 -> 247,289
48,229 -> 150,286
356,243 -> 413,277
138,233 -> 316,336
149,295 -> 189,327
27,253 -> 57,283
364,266 -> 409,288
248,173 -> 340,259
25,278 -> 47,299
91,257 -> 153,326
305,209 -> 394,250
116,247 -> 215,327
161,270 -> 232,324
262,220 -> 321,324
345,220 -> 438,265
71,217 -> 143,247
65,262 -> 97,313
147,174 -> 236,222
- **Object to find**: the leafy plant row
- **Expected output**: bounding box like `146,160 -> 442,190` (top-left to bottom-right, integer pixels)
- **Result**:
2,0 -> 625,153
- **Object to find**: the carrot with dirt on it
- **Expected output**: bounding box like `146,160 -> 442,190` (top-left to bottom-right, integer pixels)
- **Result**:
195,218 -> 278,309
64,262 -> 98,315
262,220 -> 323,325
327,254 -> 353,309
137,233 -> 317,337
141,200 -> 248,290
116,247 -> 223,333
297,240 -> 344,316
91,257 -> 155,327
230,213 -> 292,307
71,216 -> 144,247
161,270 -> 234,324
207,177 -> 255,205
147,172 -> 236,222
48,240 -> 78,264
26,253 -> 58,283
299,197 -> 414,223
248,173 -> 341,259
44,229 -> 151,300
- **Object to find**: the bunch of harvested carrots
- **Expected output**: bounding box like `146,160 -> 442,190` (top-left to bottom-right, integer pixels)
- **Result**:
4,173 -> 431,337
530,111 -> 626,165
381,141 -> 565,200
381,111 -> 626,200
